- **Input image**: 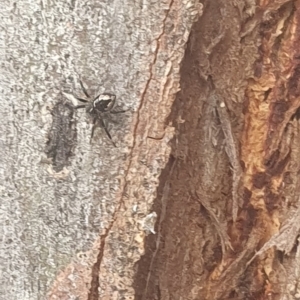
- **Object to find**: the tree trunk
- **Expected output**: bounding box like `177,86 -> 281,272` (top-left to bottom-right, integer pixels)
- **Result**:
134,0 -> 300,299
2,0 -> 299,299
0,0 -> 200,299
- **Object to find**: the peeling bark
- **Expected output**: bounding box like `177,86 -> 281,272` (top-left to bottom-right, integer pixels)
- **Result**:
135,0 -> 300,300
0,0 -> 201,299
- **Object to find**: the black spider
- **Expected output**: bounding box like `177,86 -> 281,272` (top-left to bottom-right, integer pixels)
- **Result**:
74,80 -> 125,147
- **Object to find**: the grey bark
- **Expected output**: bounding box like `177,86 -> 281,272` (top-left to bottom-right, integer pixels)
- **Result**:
0,0 -> 201,299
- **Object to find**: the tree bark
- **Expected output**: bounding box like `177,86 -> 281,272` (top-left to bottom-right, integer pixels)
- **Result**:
0,0 -> 201,299
134,0 -> 300,299
2,0 -> 300,299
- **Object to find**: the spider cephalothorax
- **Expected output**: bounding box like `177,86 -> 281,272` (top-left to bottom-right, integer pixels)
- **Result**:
74,80 -> 125,147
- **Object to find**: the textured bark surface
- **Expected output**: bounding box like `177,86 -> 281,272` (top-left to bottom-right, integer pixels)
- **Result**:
0,0 -> 201,299
134,0 -> 300,299
3,0 -> 300,299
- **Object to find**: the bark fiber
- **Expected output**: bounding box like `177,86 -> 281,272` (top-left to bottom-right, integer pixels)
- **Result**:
135,0 -> 300,300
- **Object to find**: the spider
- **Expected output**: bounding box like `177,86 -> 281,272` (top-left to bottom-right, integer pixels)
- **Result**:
74,80 -> 125,147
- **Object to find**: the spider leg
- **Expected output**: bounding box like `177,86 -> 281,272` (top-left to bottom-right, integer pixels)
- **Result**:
79,80 -> 90,98
75,105 -> 87,109
98,116 -> 116,147
76,97 -> 89,103
110,110 -> 126,114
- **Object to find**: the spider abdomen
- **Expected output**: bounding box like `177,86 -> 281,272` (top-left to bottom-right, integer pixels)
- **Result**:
93,93 -> 116,112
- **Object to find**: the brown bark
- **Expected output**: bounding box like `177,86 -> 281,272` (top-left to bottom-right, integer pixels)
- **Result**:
135,0 -> 300,299
0,0 -> 201,299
